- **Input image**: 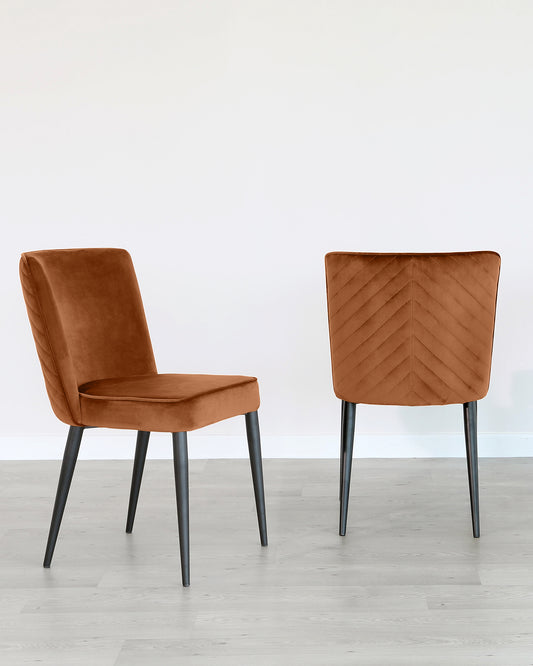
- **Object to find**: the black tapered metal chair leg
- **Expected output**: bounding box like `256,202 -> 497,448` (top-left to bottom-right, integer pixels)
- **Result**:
463,401 -> 480,538
339,400 -> 346,501
43,426 -> 84,567
172,432 -> 190,587
245,411 -> 268,547
339,401 -> 356,536
126,431 -> 150,533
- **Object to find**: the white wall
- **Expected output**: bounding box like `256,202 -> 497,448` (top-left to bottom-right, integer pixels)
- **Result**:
2,1 -> 533,458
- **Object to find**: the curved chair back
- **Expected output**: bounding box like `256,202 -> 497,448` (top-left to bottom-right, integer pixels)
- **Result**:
20,248 -> 156,425
325,251 -> 500,406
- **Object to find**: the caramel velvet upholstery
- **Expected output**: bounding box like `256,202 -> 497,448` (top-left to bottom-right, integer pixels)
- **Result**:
79,374 -> 260,432
20,248 -> 260,431
325,251 -> 500,407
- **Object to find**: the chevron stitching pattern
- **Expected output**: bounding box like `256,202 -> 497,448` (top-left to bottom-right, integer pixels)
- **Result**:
19,257 -> 75,423
326,253 -> 500,406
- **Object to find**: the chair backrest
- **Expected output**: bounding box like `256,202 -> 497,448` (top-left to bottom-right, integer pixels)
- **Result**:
325,251 -> 500,406
20,248 -> 157,425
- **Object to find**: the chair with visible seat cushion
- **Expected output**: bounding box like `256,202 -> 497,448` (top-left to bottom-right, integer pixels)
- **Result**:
325,251 -> 500,538
20,248 -> 267,586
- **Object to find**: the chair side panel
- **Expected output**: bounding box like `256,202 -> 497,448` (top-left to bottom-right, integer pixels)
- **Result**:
20,255 -> 80,424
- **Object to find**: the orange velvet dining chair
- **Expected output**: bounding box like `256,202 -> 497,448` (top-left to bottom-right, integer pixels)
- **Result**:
325,251 -> 500,538
20,248 -> 267,586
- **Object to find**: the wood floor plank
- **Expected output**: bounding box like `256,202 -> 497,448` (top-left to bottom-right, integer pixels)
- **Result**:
0,641 -> 121,666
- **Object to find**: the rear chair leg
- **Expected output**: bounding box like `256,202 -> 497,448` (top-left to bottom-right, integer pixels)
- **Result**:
126,431 -> 150,533
43,425 -> 84,567
463,401 -> 480,538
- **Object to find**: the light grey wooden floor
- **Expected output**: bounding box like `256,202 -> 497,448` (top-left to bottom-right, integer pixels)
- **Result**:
1,458 -> 533,665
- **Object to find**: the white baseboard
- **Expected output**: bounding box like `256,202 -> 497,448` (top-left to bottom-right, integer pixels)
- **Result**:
1,432 -> 532,460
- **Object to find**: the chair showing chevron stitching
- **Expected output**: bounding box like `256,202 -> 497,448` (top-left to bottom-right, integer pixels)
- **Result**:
325,251 -> 501,538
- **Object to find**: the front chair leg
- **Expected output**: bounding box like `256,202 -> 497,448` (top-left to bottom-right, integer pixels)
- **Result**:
126,431 -> 150,533
172,432 -> 190,587
463,401 -> 480,538
245,411 -> 268,546
43,425 -> 85,567
339,401 -> 356,536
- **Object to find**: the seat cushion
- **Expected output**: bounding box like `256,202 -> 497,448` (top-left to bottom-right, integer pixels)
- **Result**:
79,374 -> 260,432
